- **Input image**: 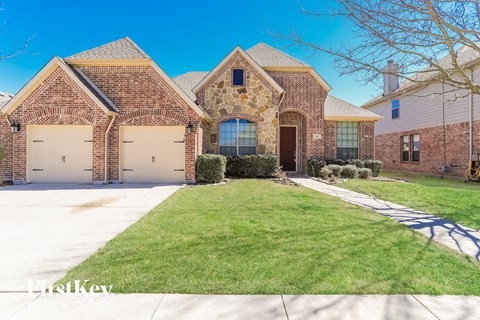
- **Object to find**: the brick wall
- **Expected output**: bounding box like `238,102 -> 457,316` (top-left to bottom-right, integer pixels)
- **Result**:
360,122 -> 375,160
1,66 -> 111,183
375,121 -> 479,176
268,71 -> 328,162
78,65 -> 202,181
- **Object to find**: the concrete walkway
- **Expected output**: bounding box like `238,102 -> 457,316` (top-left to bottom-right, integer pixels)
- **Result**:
2,293 -> 480,319
290,176 -> 480,261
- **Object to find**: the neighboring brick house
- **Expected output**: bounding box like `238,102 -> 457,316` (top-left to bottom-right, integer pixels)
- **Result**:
362,46 -> 480,176
0,37 -> 380,184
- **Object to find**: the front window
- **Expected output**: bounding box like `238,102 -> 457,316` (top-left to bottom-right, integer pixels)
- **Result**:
336,121 -> 359,160
219,119 -> 256,156
232,69 -> 245,86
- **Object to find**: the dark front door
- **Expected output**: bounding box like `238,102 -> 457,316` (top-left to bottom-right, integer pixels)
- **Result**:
280,126 -> 297,171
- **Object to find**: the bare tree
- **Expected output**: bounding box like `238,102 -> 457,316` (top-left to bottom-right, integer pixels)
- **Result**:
271,0 -> 480,95
0,2 -> 34,62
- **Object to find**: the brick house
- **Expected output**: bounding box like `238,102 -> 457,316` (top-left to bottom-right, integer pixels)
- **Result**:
0,37 -> 380,184
362,46 -> 480,176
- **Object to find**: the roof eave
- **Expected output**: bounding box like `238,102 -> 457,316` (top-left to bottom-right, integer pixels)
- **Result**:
64,58 -> 152,66
148,61 -> 211,121
325,115 -> 383,121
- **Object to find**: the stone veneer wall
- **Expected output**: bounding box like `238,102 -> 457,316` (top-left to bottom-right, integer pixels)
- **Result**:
375,120 -> 480,176
196,55 -> 280,154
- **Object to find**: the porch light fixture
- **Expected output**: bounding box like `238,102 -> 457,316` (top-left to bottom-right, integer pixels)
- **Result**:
10,122 -> 20,133
186,122 -> 193,134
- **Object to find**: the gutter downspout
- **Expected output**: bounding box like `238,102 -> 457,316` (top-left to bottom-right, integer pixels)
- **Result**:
104,114 -> 116,183
470,69 -> 474,160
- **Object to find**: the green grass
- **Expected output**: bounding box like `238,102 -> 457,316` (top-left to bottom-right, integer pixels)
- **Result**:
59,180 -> 480,295
339,170 -> 480,230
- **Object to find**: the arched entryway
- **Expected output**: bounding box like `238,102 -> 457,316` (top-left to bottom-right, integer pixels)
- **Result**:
279,111 -> 307,172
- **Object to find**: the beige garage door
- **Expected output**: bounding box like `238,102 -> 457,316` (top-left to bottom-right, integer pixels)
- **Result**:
120,126 -> 185,183
27,125 -> 93,183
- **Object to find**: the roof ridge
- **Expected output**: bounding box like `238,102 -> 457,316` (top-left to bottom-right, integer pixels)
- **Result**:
65,37 -> 150,60
123,36 -> 150,59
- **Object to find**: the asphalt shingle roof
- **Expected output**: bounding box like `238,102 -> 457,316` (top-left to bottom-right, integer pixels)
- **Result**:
325,95 -> 382,120
0,92 -> 13,109
173,72 -> 209,101
246,43 -> 308,67
66,37 -> 150,60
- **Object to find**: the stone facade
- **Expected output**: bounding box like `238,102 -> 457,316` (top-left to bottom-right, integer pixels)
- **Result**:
374,121 -> 479,176
196,54 -> 280,155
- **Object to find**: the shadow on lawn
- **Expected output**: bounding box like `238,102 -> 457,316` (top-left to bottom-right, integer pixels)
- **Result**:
345,194 -> 480,262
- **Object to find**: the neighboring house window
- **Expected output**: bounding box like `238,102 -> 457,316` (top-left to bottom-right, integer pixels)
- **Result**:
392,99 -> 400,119
412,134 -> 420,162
232,69 -> 245,86
401,135 -> 410,162
401,134 -> 420,162
219,119 -> 256,156
336,121 -> 359,160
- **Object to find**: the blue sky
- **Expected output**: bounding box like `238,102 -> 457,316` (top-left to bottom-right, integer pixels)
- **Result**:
0,0 -> 379,105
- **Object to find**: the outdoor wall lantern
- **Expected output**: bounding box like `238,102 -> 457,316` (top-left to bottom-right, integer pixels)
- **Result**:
10,122 -> 20,133
186,122 -> 193,134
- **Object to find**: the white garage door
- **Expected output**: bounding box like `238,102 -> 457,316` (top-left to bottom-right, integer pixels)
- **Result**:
120,126 -> 185,183
27,125 -> 93,183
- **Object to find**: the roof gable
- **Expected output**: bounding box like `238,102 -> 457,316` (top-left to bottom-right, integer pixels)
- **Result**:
65,37 -> 150,61
0,57 -> 119,115
193,46 -> 284,94
148,62 -> 208,119
247,43 -> 308,67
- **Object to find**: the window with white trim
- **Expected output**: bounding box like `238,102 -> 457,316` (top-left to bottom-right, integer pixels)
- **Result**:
336,121 -> 359,160
219,119 -> 256,156
401,134 -> 420,162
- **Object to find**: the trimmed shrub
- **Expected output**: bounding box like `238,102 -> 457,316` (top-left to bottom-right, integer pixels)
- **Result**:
364,160 -> 383,177
320,166 -> 333,179
195,154 -> 227,183
326,164 -> 342,177
226,155 -> 278,178
326,159 -> 347,166
307,159 -> 326,177
358,168 -> 373,179
340,165 -> 358,179
347,159 -> 365,168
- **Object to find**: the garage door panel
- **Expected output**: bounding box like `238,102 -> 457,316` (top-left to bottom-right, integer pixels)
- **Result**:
27,125 -> 93,183
120,126 -> 185,183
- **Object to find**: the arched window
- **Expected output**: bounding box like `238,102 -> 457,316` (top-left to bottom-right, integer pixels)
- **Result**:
219,119 -> 256,156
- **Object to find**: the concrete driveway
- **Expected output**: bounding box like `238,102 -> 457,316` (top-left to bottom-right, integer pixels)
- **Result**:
0,183 -> 181,292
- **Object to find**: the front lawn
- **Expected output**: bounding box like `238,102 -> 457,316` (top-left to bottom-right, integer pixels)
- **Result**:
339,170 -> 480,230
59,180 -> 480,295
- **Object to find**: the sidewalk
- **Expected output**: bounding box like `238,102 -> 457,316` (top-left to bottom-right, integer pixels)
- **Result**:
290,176 -> 480,261
2,293 -> 480,319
